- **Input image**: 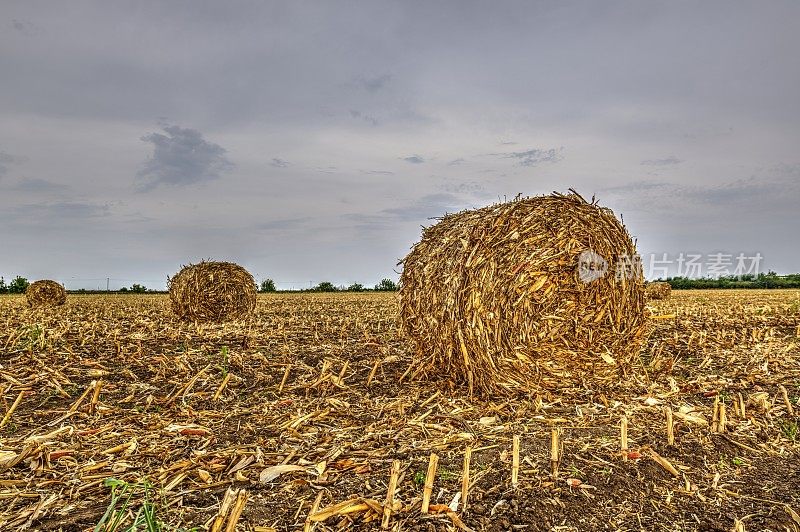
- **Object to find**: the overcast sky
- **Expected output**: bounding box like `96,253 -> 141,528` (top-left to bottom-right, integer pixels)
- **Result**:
1,1 -> 798,289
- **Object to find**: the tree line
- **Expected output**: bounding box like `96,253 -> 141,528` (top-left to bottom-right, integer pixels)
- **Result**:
0,276 -> 30,294
660,272 -> 800,289
5,272 -> 800,293
0,276 -> 399,294
258,278 -> 398,293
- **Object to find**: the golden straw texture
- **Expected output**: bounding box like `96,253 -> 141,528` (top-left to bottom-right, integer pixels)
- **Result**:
169,261 -> 257,322
25,280 -> 67,308
645,281 -> 672,300
399,191 -> 647,396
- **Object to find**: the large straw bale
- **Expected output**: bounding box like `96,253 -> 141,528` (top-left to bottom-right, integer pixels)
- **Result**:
399,191 -> 647,395
645,281 -> 671,300
25,280 -> 67,307
169,261 -> 257,322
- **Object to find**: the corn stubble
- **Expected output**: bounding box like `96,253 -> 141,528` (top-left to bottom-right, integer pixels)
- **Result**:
0,290 -> 798,530
399,191 -> 647,395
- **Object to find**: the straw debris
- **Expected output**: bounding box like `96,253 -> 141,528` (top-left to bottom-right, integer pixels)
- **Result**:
168,261 -> 257,322
399,190 -> 647,395
25,280 -> 67,308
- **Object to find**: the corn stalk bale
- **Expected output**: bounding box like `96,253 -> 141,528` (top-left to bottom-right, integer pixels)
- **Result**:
168,261 -> 257,322
25,280 -> 67,308
645,281 -> 671,300
398,191 -> 647,395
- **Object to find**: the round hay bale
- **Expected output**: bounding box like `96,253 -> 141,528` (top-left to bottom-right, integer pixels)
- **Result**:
399,191 -> 647,395
26,280 -> 67,307
645,281 -> 671,300
168,261 -> 257,322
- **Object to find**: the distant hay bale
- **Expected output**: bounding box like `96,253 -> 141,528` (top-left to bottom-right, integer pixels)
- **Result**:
645,281 -> 671,300
26,280 -> 67,308
168,261 -> 257,322
399,191 -> 647,396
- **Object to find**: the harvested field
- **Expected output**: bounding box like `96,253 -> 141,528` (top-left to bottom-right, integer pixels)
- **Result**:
1,290 -> 799,531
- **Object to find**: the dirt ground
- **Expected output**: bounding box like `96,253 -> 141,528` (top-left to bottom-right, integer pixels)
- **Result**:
1,290 -> 799,531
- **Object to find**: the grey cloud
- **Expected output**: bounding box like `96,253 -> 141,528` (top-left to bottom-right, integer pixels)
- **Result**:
343,193 -> 464,229
11,19 -> 35,34
641,156 -> 682,166
2,2 -> 798,135
9,177 -> 68,192
603,174 -> 800,212
349,110 -> 378,126
440,181 -> 486,195
2,2 -> 800,280
3,201 -> 110,225
690,176 -> 799,205
447,158 -> 466,166
315,166 -> 337,174
271,158 -> 290,168
493,147 -> 563,167
601,181 -> 670,195
0,151 -> 18,177
401,155 -> 425,164
137,125 -> 233,190
340,212 -> 383,226
355,74 -> 392,93
382,193 -> 463,221
770,162 -> 800,178
255,217 -> 313,231
361,170 -> 394,176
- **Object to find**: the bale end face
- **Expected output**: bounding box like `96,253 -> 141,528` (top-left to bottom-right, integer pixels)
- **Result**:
399,191 -> 647,396
168,261 -> 257,322
26,280 -> 67,307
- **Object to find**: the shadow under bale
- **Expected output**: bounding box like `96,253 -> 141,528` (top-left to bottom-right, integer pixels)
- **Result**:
399,190 -> 647,396
168,261 -> 257,322
25,280 -> 67,308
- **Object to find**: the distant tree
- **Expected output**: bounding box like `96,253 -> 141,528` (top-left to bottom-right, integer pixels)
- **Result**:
347,283 -> 365,292
130,283 -> 147,293
0,277 -> 6,294
8,276 -> 29,294
664,272 -> 800,290
260,279 -> 277,292
314,281 -> 338,292
374,278 -> 397,291
119,286 -> 129,293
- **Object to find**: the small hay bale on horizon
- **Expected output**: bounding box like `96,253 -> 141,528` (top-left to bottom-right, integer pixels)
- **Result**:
168,261 -> 257,322
399,190 -> 647,396
26,280 -> 67,308
645,281 -> 672,300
